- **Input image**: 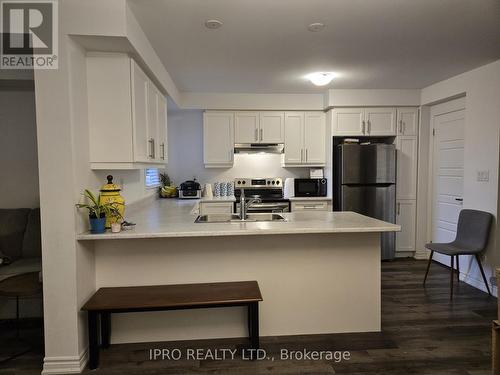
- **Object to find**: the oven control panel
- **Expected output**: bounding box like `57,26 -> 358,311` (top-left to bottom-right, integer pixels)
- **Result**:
234,178 -> 283,188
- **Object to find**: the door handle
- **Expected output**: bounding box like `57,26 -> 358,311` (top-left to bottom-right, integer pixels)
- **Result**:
160,143 -> 165,160
455,198 -> 463,202
301,149 -> 303,162
367,120 -> 371,134
260,128 -> 263,141
397,202 -> 401,215
399,120 -> 403,134
254,128 -> 258,142
362,121 -> 366,134
305,149 -> 308,162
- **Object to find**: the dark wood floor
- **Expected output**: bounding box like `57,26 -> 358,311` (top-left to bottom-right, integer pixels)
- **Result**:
1,259 -> 497,374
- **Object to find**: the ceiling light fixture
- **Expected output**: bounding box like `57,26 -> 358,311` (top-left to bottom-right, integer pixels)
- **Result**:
205,19 -> 223,29
307,23 -> 325,32
306,72 -> 336,86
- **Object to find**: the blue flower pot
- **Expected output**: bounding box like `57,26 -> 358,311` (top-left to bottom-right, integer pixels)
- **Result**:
89,216 -> 106,234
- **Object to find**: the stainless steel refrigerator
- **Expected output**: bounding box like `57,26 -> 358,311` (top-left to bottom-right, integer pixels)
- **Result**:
333,143 -> 396,260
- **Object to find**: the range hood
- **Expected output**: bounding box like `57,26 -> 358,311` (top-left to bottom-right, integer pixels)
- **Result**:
234,143 -> 284,154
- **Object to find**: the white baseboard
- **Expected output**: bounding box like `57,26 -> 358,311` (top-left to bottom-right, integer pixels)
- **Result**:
42,349 -> 88,374
395,251 -> 414,258
460,272 -> 497,298
414,249 -> 429,260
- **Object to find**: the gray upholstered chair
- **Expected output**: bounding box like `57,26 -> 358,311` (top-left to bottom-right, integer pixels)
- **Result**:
423,209 -> 493,299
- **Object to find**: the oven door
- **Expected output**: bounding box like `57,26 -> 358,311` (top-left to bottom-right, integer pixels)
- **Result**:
234,202 -> 290,213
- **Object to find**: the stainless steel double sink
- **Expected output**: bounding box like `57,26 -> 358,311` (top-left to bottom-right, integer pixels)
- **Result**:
195,213 -> 286,223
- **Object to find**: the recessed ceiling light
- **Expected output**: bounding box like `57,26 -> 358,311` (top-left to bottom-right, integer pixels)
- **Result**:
306,72 -> 336,86
307,23 -> 325,32
205,19 -> 223,30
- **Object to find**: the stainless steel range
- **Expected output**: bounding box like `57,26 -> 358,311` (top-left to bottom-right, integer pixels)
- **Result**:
234,178 -> 290,213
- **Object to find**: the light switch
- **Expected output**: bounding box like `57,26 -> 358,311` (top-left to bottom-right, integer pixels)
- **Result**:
476,170 -> 490,182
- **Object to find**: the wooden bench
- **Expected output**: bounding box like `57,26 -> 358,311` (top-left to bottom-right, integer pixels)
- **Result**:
81,281 -> 263,369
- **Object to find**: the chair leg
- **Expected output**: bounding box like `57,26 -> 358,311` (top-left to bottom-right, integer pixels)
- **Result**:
449,255 -> 454,300
475,254 -> 492,296
423,250 -> 434,285
456,255 -> 460,283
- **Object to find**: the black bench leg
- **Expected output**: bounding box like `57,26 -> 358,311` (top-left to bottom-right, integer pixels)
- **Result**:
88,311 -> 99,370
249,302 -> 259,351
101,312 -> 111,349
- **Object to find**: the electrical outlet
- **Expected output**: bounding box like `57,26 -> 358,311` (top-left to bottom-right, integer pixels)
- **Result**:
476,170 -> 490,182
490,276 -> 497,287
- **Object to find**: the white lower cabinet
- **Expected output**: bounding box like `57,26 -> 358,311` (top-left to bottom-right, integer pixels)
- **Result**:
396,200 -> 416,253
199,202 -> 234,215
291,200 -> 329,212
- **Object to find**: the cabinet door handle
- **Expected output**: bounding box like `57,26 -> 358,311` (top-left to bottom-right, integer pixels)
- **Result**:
160,143 -> 165,160
455,198 -> 463,202
399,120 -> 403,134
362,121 -> 365,134
397,202 -> 401,215
260,128 -> 263,141
367,120 -> 371,134
254,128 -> 258,142
148,138 -> 154,159
300,149 -> 303,162
305,149 -> 308,161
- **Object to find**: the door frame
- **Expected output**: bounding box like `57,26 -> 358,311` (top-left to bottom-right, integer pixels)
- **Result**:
426,96 -> 466,245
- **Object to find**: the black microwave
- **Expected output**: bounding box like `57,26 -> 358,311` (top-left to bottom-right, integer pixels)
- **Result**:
294,178 -> 327,197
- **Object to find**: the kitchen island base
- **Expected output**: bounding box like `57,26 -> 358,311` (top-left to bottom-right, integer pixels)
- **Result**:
92,232 -> 381,345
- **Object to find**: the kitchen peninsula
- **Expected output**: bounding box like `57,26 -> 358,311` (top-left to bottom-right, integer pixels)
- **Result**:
77,198 -> 399,345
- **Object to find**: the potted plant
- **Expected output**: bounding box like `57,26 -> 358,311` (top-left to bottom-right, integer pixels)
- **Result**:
76,189 -> 122,234
159,172 -> 177,198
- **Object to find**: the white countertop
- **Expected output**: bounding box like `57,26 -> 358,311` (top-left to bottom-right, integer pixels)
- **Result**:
198,196 -> 236,202
77,198 -> 400,240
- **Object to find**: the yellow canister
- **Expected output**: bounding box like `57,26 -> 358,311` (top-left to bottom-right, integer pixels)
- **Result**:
99,175 -> 125,228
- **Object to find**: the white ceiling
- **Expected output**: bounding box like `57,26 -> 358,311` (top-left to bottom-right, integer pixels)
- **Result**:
128,0 -> 500,93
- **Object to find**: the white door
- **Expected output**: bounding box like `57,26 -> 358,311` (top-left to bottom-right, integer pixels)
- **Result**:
157,90 -> 167,163
396,137 -> 418,200
203,112 -> 234,167
365,108 -> 396,136
235,112 -> 259,143
397,108 -> 419,136
303,112 -> 326,165
131,61 -> 149,162
396,200 -> 416,252
260,112 -> 285,143
431,101 -> 465,265
284,112 -> 304,164
332,108 -> 365,136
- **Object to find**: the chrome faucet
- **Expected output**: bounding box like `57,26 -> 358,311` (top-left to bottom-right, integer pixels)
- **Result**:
239,189 -> 261,220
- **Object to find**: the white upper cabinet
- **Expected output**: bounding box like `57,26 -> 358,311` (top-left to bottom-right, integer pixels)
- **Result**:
155,87 -> 168,163
235,111 -> 284,143
283,111 -> 326,166
130,60 -> 149,163
333,107 -> 402,136
203,112 -> 234,167
260,112 -> 285,143
235,112 -> 259,143
364,108 -> 396,136
332,108 -> 365,136
397,107 -> 419,136
304,112 -> 326,165
283,112 -> 304,165
87,53 -> 167,169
